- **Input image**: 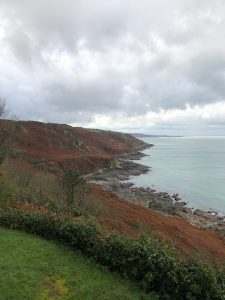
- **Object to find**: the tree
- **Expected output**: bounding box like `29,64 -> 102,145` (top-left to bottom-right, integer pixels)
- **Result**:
0,99 -> 12,207
0,99 -> 12,164
62,170 -> 87,206
0,99 -> 7,119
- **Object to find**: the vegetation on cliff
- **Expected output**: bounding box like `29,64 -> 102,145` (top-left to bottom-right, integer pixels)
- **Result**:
0,101 -> 225,299
0,117 -> 146,174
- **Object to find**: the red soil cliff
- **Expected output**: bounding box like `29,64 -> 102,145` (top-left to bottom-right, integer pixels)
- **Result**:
0,120 -> 145,174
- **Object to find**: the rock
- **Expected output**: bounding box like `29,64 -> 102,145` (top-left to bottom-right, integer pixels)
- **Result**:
193,209 -> 205,217
91,174 -> 109,181
172,193 -> 181,201
207,210 -> 218,216
181,207 -> 192,214
120,182 -> 134,188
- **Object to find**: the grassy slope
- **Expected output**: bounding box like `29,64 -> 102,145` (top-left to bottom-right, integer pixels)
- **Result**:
0,228 -> 157,300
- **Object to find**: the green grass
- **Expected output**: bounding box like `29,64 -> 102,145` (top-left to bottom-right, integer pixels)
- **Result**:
0,228 -> 157,300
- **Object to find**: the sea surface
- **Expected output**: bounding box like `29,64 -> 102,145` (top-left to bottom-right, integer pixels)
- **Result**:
129,137 -> 225,214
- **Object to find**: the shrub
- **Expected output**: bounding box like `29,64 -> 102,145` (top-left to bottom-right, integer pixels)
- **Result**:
0,165 -> 19,208
0,161 -> 98,219
62,170 -> 87,207
0,209 -> 224,299
0,163 -> 63,210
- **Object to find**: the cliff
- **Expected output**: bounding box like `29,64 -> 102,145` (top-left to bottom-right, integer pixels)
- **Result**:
0,120 -> 147,174
1,119 -> 225,264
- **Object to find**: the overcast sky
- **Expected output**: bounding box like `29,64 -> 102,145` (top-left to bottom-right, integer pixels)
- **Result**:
0,0 -> 225,135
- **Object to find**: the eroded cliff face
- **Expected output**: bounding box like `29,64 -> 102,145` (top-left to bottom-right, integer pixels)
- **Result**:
0,120 -> 147,174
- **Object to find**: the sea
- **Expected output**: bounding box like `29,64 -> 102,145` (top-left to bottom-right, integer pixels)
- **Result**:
129,136 -> 225,214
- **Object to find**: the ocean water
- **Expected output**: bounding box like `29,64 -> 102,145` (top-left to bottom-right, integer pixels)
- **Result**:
129,137 -> 225,214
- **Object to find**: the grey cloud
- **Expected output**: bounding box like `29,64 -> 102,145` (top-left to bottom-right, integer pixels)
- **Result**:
186,52 -> 225,99
6,28 -> 34,66
0,0 -> 225,133
45,81 -> 123,114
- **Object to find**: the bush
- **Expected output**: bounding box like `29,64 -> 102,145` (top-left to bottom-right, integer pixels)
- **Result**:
0,209 -> 224,299
0,166 -> 19,208
0,161 -> 100,219
62,170 -> 87,206
0,164 -> 62,210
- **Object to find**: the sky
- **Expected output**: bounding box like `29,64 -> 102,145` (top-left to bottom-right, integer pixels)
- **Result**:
0,0 -> 225,135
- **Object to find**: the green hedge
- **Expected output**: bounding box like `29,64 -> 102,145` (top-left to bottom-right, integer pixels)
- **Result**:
0,209 -> 224,299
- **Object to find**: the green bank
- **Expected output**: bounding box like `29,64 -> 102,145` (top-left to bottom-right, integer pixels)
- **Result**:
0,228 -> 156,300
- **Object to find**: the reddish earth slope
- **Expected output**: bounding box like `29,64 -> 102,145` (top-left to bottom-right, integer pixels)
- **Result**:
90,184 -> 225,264
0,120 -> 145,174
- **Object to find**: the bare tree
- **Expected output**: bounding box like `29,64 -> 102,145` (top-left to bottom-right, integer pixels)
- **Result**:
0,99 -> 7,119
0,99 -> 11,164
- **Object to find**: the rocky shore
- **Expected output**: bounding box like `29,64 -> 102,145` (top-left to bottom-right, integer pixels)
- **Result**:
87,144 -> 225,237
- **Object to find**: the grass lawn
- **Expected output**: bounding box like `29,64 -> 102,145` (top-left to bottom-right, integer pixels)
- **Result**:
0,228 -> 158,300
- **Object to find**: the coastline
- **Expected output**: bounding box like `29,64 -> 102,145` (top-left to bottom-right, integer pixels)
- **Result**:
87,143 -> 225,237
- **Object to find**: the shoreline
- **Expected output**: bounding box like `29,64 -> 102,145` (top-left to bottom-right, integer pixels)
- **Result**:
87,144 -> 225,237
